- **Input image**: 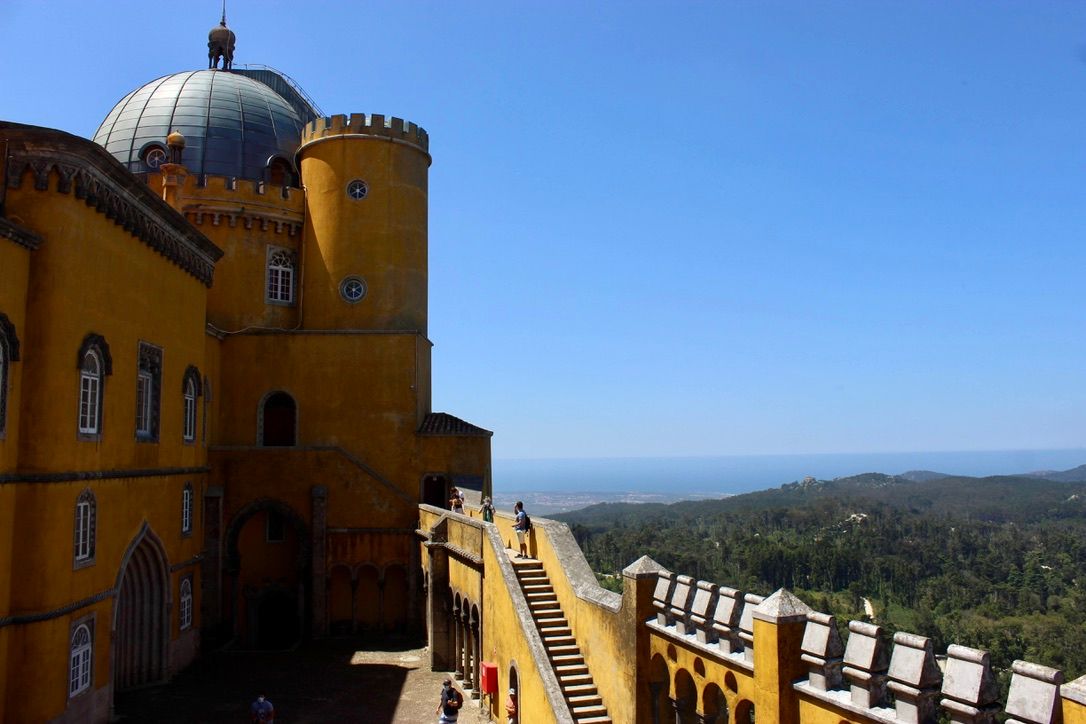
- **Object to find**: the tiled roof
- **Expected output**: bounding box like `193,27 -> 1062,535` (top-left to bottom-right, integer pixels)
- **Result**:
418,412 -> 492,437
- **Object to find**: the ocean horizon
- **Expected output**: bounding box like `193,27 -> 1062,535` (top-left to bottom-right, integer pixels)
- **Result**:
493,448 -> 1086,497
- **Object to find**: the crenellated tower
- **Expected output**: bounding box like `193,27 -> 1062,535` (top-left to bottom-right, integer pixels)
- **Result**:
297,113 -> 431,334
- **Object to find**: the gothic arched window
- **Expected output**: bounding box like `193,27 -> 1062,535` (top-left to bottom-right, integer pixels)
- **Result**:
266,248 -> 296,304
181,365 -> 201,443
76,334 -> 112,439
74,490 -> 96,564
179,578 -> 193,630
181,482 -> 193,535
69,623 -> 93,696
0,312 -> 20,436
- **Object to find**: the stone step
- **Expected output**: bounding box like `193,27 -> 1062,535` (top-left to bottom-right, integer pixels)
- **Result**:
576,716 -> 612,724
563,683 -> 599,696
548,644 -> 581,656
555,663 -> 588,676
572,704 -> 609,718
544,635 -> 577,647
568,692 -> 603,706
559,672 -> 594,686
544,631 -> 574,642
526,591 -> 557,601
550,653 -> 583,665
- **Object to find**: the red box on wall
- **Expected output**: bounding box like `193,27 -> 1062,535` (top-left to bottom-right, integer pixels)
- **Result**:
480,661 -> 498,695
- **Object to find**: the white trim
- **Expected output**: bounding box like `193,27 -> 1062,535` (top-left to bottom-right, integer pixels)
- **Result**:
69,623 -> 92,696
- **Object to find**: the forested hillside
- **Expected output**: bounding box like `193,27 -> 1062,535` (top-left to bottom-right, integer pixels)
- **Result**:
555,471 -> 1086,680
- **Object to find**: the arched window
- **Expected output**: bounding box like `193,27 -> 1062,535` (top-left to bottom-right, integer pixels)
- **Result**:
135,342 -> 162,441
69,623 -> 93,696
179,578 -> 193,630
76,334 -> 112,439
0,335 -> 7,436
260,391 -> 296,447
0,312 -> 20,436
78,351 -> 102,435
74,490 -> 96,564
181,483 -> 193,535
266,156 -> 294,187
181,365 -> 201,443
266,248 -> 296,305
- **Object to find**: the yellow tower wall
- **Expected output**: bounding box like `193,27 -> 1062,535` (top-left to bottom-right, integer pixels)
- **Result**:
297,114 -> 430,333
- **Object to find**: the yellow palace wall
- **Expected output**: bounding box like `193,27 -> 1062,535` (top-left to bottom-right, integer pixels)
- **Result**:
0,128 -> 219,722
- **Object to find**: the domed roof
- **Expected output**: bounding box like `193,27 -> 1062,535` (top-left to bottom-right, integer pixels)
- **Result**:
93,70 -> 306,181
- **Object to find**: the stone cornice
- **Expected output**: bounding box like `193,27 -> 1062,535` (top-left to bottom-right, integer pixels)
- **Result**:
0,216 -> 41,250
1,121 -> 223,286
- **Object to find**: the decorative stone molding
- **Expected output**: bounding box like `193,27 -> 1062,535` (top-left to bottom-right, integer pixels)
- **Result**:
653,571 -> 677,626
689,580 -> 718,644
940,644 -> 1000,724
738,592 -> 764,661
1004,660 -> 1064,724
712,586 -> 744,654
2,122 -> 222,286
800,611 -> 844,691
886,632 -> 942,723
0,216 -> 41,249
842,620 -> 889,708
669,574 -> 696,635
76,333 -> 112,375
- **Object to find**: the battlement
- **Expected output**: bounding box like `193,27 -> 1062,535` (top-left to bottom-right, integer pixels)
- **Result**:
300,113 -> 429,153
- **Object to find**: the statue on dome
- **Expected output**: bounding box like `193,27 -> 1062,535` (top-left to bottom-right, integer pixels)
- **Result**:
208,9 -> 236,70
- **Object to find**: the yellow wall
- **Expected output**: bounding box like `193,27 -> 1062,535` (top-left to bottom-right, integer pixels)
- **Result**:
7,178 -> 210,474
0,160 -> 213,721
297,119 -> 430,334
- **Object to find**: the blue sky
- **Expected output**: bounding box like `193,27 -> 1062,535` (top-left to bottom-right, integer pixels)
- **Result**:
2,1 -> 1084,460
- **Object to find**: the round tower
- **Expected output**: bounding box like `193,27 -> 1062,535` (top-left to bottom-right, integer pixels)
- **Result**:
296,114 -> 431,334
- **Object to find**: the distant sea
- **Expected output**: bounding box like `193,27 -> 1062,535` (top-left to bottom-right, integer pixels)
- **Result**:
494,449 -> 1086,498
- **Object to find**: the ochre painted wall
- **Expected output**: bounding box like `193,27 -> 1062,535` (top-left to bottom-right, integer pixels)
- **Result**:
297,126 -> 429,334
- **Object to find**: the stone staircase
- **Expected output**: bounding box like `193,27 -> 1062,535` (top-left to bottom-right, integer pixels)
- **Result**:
513,557 -> 612,724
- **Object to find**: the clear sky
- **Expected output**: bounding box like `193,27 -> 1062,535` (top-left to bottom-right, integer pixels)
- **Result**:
2,1 -> 1084,460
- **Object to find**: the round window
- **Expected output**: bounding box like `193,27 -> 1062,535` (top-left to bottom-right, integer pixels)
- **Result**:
340,276 -> 367,303
144,147 -> 167,169
346,180 -> 368,200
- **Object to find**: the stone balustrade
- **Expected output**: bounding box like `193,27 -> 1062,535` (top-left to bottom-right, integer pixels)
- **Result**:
645,568 -> 1083,724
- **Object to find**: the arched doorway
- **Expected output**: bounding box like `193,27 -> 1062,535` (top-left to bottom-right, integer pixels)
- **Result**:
225,499 -> 309,648
260,391 -> 296,446
113,525 -> 169,691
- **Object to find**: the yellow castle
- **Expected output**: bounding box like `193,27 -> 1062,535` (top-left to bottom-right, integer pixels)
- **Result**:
1,15 -> 1085,724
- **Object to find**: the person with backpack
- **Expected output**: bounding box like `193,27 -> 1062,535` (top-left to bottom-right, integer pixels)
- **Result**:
513,501 -> 531,558
436,678 -> 463,723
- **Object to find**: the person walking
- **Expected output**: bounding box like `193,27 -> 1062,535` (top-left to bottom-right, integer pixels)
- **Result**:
250,694 -> 275,723
449,487 -> 464,514
481,496 -> 495,523
513,501 -> 531,558
436,678 -> 463,723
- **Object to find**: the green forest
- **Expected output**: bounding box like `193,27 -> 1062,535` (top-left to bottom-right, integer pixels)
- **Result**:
554,471 -> 1086,682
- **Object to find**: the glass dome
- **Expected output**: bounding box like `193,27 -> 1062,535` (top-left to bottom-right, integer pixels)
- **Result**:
93,70 -> 307,182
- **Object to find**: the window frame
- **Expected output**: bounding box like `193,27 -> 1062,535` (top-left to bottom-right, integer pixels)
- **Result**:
0,312 -> 20,438
135,342 -> 162,442
0,336 -> 6,438
78,350 -> 102,436
68,620 -> 93,698
179,577 -> 193,631
73,489 -> 96,567
181,483 -> 193,536
265,247 -> 297,306
182,377 -> 197,442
